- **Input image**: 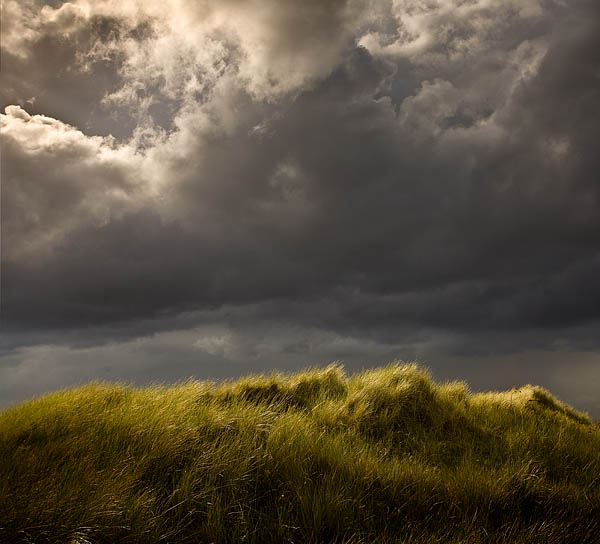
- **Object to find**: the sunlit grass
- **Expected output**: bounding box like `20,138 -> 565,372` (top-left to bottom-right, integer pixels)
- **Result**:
1,362 -> 599,543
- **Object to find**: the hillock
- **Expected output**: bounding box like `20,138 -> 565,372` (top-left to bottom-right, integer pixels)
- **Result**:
1,363 -> 599,543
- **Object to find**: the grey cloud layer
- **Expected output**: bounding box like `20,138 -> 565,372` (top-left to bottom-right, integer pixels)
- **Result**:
2,0 -> 600,411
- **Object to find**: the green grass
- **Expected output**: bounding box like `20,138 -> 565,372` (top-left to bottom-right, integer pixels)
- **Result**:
1,362 -> 599,543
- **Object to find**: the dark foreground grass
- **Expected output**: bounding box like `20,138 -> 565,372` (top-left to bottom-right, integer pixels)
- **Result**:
1,363 -> 599,544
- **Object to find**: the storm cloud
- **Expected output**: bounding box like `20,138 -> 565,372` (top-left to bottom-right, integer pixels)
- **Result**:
2,0 -> 600,415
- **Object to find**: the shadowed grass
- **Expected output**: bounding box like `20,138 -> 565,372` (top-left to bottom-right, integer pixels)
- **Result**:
1,362 -> 599,543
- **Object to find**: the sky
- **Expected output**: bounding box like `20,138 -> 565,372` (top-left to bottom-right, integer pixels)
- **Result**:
1,0 -> 599,416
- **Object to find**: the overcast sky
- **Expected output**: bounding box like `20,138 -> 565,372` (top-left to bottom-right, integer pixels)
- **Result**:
1,0 -> 599,416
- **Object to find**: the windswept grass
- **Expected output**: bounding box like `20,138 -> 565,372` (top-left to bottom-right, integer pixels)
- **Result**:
1,363 -> 599,543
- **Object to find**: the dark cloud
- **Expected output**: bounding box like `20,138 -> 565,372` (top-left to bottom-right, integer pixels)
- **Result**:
1,0 -> 600,415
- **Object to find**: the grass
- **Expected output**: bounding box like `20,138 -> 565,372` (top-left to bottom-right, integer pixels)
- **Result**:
1,362 -> 599,543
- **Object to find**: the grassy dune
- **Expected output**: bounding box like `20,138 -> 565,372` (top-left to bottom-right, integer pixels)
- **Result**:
1,363 -> 599,543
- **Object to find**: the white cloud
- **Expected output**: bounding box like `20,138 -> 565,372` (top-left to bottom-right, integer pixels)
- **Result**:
1,105 -> 145,260
2,1 -> 90,58
23,0 -> 370,105
359,0 -> 548,61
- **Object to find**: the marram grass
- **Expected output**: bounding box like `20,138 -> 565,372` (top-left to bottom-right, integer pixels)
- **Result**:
1,363 -> 599,544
